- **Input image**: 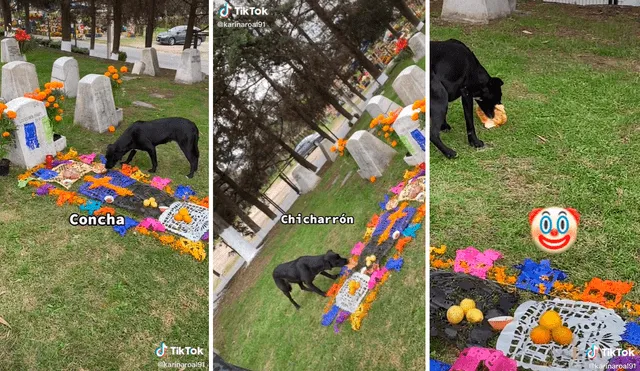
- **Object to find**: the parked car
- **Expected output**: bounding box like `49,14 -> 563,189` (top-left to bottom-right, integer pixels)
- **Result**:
294,133 -> 323,158
156,26 -> 206,46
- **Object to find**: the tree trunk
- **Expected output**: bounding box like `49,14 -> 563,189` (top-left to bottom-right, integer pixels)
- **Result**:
61,0 -> 71,42
386,23 -> 401,39
111,0 -> 122,55
145,0 -> 156,48
214,183 -> 261,233
90,0 -> 96,50
213,166 -> 278,220
279,173 -> 300,194
0,0 -> 11,34
391,0 -> 421,28
183,0 -> 198,50
232,97 -> 319,172
304,0 -> 381,79
250,60 -> 335,143
22,1 -> 30,33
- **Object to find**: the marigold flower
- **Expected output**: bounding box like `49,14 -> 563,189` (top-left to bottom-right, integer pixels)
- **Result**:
382,125 -> 390,132
44,82 -> 51,89
60,96 -> 65,101
47,96 -> 55,103
54,103 -> 59,108
55,115 -> 62,122
45,102 -> 50,108
411,112 -> 420,121
2,131 -> 10,137
120,66 -> 128,73
391,141 -> 397,147
112,74 -> 119,80
108,126 -> 116,133
104,72 -> 111,77
58,109 -> 63,114
6,110 -> 16,119
369,176 -> 376,183
384,133 -> 390,138
117,79 -> 122,84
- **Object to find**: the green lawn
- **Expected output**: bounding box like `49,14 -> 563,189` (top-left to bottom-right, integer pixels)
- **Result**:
214,61 -> 426,370
431,0 -> 640,363
0,47 -> 209,369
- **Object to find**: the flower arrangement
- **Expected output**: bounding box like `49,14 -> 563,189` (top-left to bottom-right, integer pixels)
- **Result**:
329,138 -> 348,156
369,109 -> 401,148
104,65 -> 128,89
24,81 -> 66,126
14,28 -> 31,54
0,104 -> 17,159
394,37 -> 408,55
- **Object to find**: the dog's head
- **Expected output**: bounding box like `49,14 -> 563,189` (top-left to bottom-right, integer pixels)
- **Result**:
324,250 -> 348,269
104,143 -> 127,169
474,77 -> 504,118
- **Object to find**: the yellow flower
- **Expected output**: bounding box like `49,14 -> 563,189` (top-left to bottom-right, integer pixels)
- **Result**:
47,96 -> 55,103
55,115 -> 62,122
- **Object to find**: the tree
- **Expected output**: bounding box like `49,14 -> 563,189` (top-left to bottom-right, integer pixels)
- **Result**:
61,0 -> 71,42
389,0 -> 421,28
0,0 -> 10,34
21,0 -> 31,33
213,166 -> 278,220
89,0 -> 97,50
214,182 -> 261,233
183,0 -> 198,49
111,0 -> 123,55
145,0 -> 156,47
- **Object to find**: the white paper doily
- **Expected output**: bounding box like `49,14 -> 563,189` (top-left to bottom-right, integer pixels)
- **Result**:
158,201 -> 209,241
496,299 -> 626,371
335,272 -> 370,313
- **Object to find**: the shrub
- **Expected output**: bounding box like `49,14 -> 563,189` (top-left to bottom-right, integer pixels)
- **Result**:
71,46 -> 89,55
118,51 -> 127,61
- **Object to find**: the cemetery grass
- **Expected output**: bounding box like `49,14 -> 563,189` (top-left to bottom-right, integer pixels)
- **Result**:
430,0 -> 640,363
0,47 -> 209,369
214,109 -> 426,370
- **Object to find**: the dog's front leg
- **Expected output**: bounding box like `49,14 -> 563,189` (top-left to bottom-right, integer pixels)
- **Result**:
121,150 -> 137,165
304,280 -> 327,297
320,271 -> 339,280
461,88 -> 484,148
146,147 -> 158,173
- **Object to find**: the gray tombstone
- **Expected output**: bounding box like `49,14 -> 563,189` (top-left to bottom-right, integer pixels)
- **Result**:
1,61 -> 39,102
365,95 -> 402,118
132,61 -> 146,75
6,97 -> 66,169
1,38 -> 25,63
291,165 -> 321,194
409,32 -> 426,62
441,0 -> 513,24
392,65 -> 426,106
175,49 -> 204,84
51,56 -> 80,98
345,130 -> 396,179
74,74 -> 119,133
141,48 -> 160,76
318,138 -> 338,162
393,105 -> 426,166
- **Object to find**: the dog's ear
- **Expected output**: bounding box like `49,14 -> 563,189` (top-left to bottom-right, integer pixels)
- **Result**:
326,249 -> 334,255
490,77 -> 504,87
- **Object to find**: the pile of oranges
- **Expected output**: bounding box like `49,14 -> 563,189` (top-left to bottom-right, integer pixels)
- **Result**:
530,310 -> 573,346
174,207 -> 193,224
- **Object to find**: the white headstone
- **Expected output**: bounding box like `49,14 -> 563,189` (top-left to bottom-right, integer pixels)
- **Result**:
1,38 -> 25,63
441,0 -> 513,24
61,41 -> 72,52
213,212 -> 257,263
6,97 -> 65,169
392,65 -> 426,106
318,139 -> 338,162
51,57 -> 80,98
409,32 -> 426,62
1,61 -> 39,102
346,130 -> 397,179
175,49 -> 204,84
132,61 -> 145,75
291,165 -> 321,194
109,53 -> 119,61
74,74 -> 119,133
141,48 -> 160,76
365,95 -> 402,118
393,105 -> 426,166
89,49 -> 99,57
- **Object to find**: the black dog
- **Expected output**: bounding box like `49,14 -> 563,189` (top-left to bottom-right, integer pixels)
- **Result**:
273,250 -> 348,310
105,117 -> 200,178
430,39 -> 504,158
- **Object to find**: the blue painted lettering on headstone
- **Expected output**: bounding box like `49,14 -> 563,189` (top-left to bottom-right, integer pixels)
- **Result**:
24,123 -> 40,150
410,129 -> 425,152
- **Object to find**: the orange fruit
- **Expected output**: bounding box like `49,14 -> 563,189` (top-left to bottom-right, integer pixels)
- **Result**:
539,310 -> 563,330
174,214 -> 184,222
530,325 -> 552,344
552,326 -> 573,345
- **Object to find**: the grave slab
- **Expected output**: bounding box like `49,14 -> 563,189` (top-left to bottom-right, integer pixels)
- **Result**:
393,104 -> 426,166
441,0 -> 513,24
392,65 -> 426,105
141,48 -> 160,76
409,32 -> 426,62
292,165 -> 321,194
175,49 -> 204,84
1,61 -> 39,102
132,61 -> 145,75
74,74 -> 119,133
51,56 -> 80,98
1,38 -> 25,63
346,130 -> 397,179
365,95 -> 402,118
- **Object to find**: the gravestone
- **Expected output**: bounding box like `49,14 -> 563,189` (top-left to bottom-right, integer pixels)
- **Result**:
61,41 -> 72,52
141,48 -> 160,76
175,49 -> 203,84
392,65 -> 426,106
393,105 -> 426,166
6,97 -> 66,169
51,56 -> 80,98
441,0 -> 513,24
365,95 -> 402,118
1,38 -> 25,63
409,32 -> 426,62
346,130 -> 396,179
1,61 -> 39,102
74,74 -> 119,133
291,165 -> 321,194
318,138 -> 338,162
132,61 -> 145,75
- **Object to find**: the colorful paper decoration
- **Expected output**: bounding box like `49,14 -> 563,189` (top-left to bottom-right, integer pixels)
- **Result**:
454,247 -> 503,279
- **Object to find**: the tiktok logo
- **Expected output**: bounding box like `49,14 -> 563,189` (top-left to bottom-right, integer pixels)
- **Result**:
586,344 -> 600,360
155,342 -> 168,357
218,2 -> 231,18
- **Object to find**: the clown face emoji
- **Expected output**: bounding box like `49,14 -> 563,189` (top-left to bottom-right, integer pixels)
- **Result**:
529,207 -> 580,254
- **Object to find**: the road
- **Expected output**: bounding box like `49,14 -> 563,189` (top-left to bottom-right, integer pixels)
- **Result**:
37,36 -> 209,74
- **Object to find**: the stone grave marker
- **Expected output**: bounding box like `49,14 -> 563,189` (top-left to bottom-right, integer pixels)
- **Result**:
365,95 -> 402,118
1,38 -> 25,63
1,61 -> 39,102
441,0 -> 513,24
292,165 -> 321,194
409,32 -> 426,62
74,74 -> 119,133
392,65 -> 426,106
61,41 -> 72,52
51,56 -> 80,98
346,130 -> 396,179
5,97 -> 66,169
175,49 -> 204,84
141,48 -> 160,76
318,139 -> 338,162
132,61 -> 145,75
393,105 -> 426,166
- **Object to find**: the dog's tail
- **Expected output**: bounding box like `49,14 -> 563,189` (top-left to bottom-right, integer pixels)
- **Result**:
273,275 -> 292,293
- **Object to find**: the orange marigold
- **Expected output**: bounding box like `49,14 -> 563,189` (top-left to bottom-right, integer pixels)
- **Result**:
47,96 -> 55,103
6,110 -> 16,119
55,115 -> 62,122
2,131 -> 9,138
